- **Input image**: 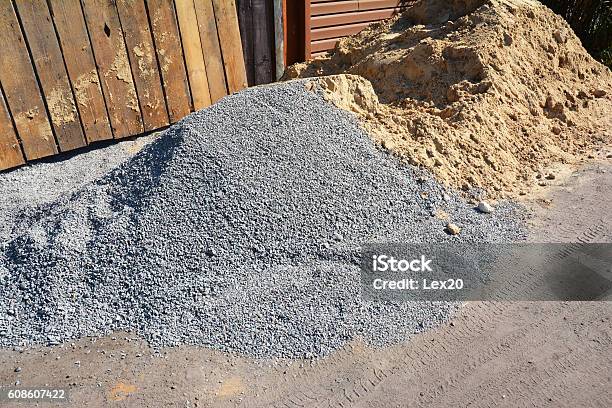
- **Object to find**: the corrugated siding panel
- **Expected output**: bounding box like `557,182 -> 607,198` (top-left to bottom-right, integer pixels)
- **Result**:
311,21 -> 371,41
311,1 -> 358,16
307,0 -> 408,57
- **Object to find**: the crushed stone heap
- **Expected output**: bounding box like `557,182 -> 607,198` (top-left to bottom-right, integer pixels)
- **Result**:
0,82 -> 525,358
287,0 -> 612,196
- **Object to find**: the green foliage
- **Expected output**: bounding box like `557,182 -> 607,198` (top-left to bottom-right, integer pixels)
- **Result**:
540,0 -> 612,67
601,48 -> 612,66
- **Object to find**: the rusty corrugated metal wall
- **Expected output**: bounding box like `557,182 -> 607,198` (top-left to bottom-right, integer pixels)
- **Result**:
309,0 -> 409,58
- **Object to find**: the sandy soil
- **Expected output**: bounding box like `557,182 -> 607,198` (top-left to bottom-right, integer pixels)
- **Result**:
1,161 -> 610,408
289,0 -> 612,197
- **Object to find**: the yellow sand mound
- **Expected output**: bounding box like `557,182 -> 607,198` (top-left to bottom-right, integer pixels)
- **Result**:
287,0 -> 612,196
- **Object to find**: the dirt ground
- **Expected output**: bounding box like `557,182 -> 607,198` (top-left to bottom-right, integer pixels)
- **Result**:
1,161 -> 611,408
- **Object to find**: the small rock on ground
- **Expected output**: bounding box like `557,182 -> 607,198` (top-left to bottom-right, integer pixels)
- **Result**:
477,201 -> 494,214
445,223 -> 462,235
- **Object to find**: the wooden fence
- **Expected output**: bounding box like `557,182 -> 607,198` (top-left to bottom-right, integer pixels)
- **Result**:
0,0 -> 247,172
236,0 -> 278,85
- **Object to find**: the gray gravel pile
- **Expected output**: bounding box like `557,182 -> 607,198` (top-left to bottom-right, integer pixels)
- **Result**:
0,81 -> 526,358
0,135 -> 156,243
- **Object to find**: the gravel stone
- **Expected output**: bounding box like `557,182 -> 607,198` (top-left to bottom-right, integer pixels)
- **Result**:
0,81 -> 526,358
477,201 -> 494,214
0,136 -> 155,244
445,223 -> 462,235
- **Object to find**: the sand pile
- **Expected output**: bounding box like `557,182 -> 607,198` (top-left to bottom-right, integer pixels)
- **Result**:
287,0 -> 612,196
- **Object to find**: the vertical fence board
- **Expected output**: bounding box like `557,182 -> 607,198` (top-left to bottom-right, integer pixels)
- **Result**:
212,0 -> 248,93
146,0 -> 192,122
0,0 -> 253,171
252,0 -> 274,85
236,0 -> 255,86
273,0 -> 285,80
48,0 -> 112,143
116,0 -> 169,131
305,0 -> 311,59
0,88 -> 25,170
0,2 -> 57,160
81,0 -> 143,138
15,0 -> 86,152
194,0 -> 227,102
175,0 -> 211,110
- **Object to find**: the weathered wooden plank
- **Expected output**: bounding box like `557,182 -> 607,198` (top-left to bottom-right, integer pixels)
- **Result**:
81,0 -> 143,138
273,0 -> 285,80
146,0 -> 192,122
252,0 -> 274,85
282,0 -> 287,65
15,0 -> 86,152
0,88 -> 25,170
193,0 -> 227,102
116,0 -> 169,131
48,0 -> 112,143
175,0 -> 211,110
0,2 -> 57,160
305,0 -> 312,59
236,0 -> 255,85
212,0 -> 247,93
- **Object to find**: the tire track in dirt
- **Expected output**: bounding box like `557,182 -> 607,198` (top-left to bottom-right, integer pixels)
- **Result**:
434,304 -> 610,407
509,348 -> 612,407
266,212 -> 610,408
